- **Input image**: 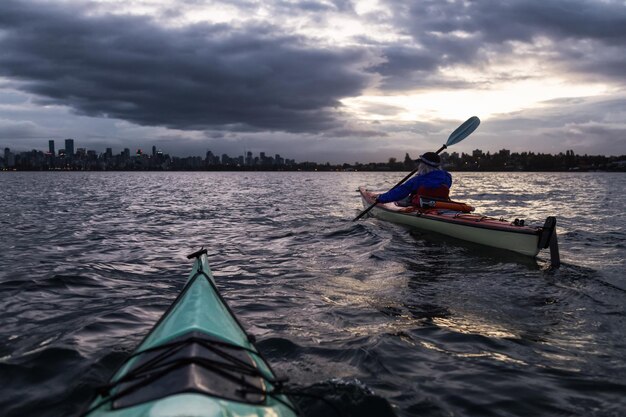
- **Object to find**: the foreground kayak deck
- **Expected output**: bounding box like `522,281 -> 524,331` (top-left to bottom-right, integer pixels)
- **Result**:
83,249 -> 297,417
359,187 -> 559,261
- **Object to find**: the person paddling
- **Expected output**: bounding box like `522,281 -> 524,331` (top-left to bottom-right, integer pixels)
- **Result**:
375,152 -> 452,207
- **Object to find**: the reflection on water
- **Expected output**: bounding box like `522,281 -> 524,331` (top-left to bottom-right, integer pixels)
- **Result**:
418,340 -> 528,366
0,171 -> 624,417
432,316 -> 519,339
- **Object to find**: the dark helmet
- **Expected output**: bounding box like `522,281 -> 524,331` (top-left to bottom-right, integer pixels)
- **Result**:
417,152 -> 441,167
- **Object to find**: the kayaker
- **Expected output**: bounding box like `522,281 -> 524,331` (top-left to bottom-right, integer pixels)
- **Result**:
376,152 -> 452,206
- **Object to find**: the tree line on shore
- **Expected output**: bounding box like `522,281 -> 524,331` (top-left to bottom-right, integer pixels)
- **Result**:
374,149 -> 626,172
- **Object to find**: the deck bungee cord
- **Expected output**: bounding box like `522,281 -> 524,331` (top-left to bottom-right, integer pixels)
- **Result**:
82,335 -> 299,416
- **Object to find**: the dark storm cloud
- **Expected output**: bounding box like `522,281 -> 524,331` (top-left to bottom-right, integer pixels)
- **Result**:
0,0 -> 371,133
468,1 -> 626,45
376,0 -> 626,88
370,46 -> 443,90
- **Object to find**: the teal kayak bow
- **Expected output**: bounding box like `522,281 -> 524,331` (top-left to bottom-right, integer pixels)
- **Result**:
82,249 -> 298,417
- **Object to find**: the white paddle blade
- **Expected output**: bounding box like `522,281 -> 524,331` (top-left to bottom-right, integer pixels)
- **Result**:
446,116 -> 480,147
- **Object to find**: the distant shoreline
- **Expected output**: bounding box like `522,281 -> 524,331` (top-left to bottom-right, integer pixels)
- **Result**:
2,149 -> 625,172
2,167 -> 625,173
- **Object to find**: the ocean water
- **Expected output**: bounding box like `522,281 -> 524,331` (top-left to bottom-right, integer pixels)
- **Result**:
0,171 -> 624,417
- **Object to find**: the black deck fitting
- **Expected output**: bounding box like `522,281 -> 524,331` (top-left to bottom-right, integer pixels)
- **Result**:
186,248 -> 208,260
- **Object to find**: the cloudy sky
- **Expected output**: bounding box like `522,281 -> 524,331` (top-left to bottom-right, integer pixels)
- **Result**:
1,0 -> 625,162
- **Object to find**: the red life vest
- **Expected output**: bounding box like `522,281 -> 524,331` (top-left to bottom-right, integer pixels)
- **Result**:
410,185 -> 450,206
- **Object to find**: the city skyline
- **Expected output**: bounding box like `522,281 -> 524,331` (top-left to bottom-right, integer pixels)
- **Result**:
1,1 -> 625,162
1,138 -> 298,170
2,138 -> 623,172
4,138 -> 296,163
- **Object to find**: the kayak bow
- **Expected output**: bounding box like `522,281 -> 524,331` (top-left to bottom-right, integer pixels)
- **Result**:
83,249 -> 298,417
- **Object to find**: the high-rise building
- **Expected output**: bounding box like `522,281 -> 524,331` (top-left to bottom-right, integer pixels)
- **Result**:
48,140 -> 55,156
3,148 -> 15,168
105,148 -> 113,159
64,138 -> 75,157
152,145 -> 156,157
205,150 -> 216,165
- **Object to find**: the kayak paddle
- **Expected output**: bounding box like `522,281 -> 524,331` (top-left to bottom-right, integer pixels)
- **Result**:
353,116 -> 480,221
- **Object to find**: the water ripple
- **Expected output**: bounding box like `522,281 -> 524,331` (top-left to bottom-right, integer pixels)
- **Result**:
0,171 -> 624,417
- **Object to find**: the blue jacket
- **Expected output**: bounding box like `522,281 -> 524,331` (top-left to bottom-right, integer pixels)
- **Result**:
377,170 -> 452,203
